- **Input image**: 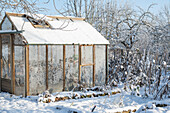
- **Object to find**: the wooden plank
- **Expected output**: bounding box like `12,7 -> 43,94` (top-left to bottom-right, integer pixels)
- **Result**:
6,12 -> 26,17
47,16 -> 85,21
2,82 -> 11,88
93,45 -> 95,87
10,34 -> 15,94
51,46 -> 53,62
63,45 -> 66,91
0,15 -> 7,28
2,78 -> 11,93
46,45 -> 48,90
78,45 -> 82,85
8,40 -> 10,78
2,85 -> 11,89
11,25 -> 15,94
37,45 -> 39,61
12,37 -> 15,94
5,12 -> 85,21
14,44 -> 25,46
0,24 -> 2,92
25,45 -> 29,97
2,78 -> 11,83
34,25 -> 50,28
80,44 -> 93,46
105,45 -> 108,84
0,36 -> 2,92
80,63 -> 94,67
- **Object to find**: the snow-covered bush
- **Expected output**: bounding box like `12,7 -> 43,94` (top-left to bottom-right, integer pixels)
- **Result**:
108,48 -> 169,100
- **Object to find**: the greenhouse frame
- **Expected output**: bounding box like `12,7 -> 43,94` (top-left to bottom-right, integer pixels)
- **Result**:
0,12 -> 109,96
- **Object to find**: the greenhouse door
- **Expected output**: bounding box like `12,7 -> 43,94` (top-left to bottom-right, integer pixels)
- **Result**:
78,45 -> 95,87
0,34 -> 15,94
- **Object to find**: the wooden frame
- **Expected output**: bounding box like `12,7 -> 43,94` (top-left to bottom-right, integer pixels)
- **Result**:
93,45 -> 95,87
25,45 -> 29,97
5,12 -> 85,21
5,12 -> 25,17
78,45 -> 96,87
80,64 -> 94,66
0,24 -> 2,92
47,16 -> 85,21
10,34 -> 15,94
78,45 -> 82,85
46,45 -> 48,90
0,36 -> 2,92
105,45 -> 108,84
63,45 -> 66,91
26,16 -> 51,29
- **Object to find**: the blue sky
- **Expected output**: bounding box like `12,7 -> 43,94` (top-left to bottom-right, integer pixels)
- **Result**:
2,0 -> 169,16
129,0 -> 169,13
40,0 -> 169,16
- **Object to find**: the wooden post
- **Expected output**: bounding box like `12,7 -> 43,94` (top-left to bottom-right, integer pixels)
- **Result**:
78,45 -> 82,85
25,45 -> 29,97
149,63 -> 152,94
93,45 -> 95,87
10,34 -> 15,94
0,36 -> 2,92
63,45 -> 66,91
105,45 -> 108,85
8,39 -> 10,78
37,45 -> 40,62
46,45 -> 48,90
51,46 -> 53,62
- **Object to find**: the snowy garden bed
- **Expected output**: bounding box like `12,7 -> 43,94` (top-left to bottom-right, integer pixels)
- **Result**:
38,87 -> 121,103
0,88 -> 169,113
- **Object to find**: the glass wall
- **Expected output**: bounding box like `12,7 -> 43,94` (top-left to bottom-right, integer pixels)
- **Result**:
81,46 -> 93,87
95,45 -> 106,86
81,46 -> 93,64
48,45 -> 63,93
2,36 -> 11,79
1,17 -> 12,30
14,46 -> 25,96
81,66 -> 93,87
65,45 -> 79,91
1,35 -> 11,93
0,43 -> 106,95
29,45 -> 46,95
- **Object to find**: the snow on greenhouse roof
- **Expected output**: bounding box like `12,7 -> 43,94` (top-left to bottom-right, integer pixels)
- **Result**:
6,13 -> 109,45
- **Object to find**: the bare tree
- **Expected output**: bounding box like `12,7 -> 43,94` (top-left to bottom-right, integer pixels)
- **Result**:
0,0 -> 48,17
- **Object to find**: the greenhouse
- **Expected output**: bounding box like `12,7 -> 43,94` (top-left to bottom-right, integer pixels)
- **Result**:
0,12 -> 109,96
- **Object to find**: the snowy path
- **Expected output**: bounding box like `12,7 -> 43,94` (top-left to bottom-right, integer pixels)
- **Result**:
0,92 -> 169,113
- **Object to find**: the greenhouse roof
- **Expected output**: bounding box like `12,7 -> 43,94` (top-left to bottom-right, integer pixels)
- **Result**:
6,12 -> 109,45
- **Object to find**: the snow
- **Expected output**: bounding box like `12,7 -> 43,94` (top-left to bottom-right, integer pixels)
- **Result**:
0,91 -> 169,113
7,14 -> 109,45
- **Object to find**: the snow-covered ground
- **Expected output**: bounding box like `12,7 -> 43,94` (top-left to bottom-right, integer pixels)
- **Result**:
0,91 -> 169,113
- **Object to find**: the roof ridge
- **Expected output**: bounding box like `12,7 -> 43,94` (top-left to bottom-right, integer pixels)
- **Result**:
6,12 -> 85,21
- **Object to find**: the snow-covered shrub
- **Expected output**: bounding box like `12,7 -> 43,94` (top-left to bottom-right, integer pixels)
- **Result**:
108,48 -> 169,100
